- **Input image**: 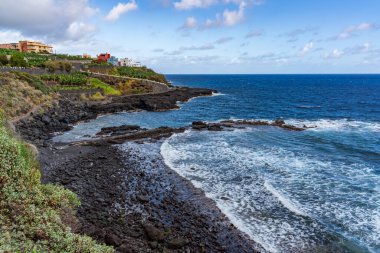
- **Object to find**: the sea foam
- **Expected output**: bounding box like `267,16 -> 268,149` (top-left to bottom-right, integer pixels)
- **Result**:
160,129 -> 380,253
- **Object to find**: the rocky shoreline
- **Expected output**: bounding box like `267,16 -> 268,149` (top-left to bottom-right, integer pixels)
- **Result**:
16,87 -> 214,146
15,87 -> 268,253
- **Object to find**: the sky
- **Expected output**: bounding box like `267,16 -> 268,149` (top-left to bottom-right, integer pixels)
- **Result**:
0,0 -> 380,74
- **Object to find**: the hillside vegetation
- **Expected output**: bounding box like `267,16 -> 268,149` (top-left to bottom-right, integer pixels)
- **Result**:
0,74 -> 114,252
116,66 -> 168,84
0,72 -> 52,118
87,65 -> 169,84
0,49 -> 91,68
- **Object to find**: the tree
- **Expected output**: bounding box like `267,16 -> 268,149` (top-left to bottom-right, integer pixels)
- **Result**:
0,55 -> 9,66
10,54 -> 28,67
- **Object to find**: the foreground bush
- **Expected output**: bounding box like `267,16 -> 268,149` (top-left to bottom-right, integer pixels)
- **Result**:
0,111 -> 114,252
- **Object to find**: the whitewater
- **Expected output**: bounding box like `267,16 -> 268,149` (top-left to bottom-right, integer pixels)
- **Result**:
53,74 -> 380,252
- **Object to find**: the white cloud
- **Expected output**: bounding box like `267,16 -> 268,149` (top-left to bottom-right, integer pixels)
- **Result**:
223,2 -> 246,26
66,22 -> 97,41
214,36 -> 234,44
300,42 -> 314,56
0,0 -> 97,41
245,30 -> 263,38
105,1 -> 138,21
345,43 -> 371,54
0,30 -> 28,43
324,49 -> 344,59
336,22 -> 379,40
181,44 -> 215,50
179,17 -> 198,30
280,27 -> 318,37
175,0 -> 262,29
174,0 -> 217,10
197,2 -> 247,29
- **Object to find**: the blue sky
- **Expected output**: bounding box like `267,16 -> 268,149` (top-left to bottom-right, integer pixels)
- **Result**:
0,0 -> 380,74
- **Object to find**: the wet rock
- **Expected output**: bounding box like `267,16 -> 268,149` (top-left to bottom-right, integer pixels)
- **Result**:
148,241 -> 158,249
192,121 -> 208,130
137,195 -> 149,203
167,238 -> 188,249
96,125 -> 141,136
144,224 -> 166,242
116,244 -> 131,253
281,124 -> 304,131
208,125 -> 223,131
274,119 -> 285,126
105,233 -> 122,246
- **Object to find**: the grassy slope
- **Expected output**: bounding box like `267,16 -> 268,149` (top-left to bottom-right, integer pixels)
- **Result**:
89,78 -> 122,96
0,72 -> 52,118
0,74 -> 114,252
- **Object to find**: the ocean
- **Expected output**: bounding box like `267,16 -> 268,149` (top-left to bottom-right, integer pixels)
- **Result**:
54,74 -> 380,253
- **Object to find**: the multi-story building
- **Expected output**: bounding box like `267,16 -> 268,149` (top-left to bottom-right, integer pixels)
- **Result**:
119,57 -> 141,67
19,41 -> 53,53
0,41 -> 53,53
0,43 -> 20,51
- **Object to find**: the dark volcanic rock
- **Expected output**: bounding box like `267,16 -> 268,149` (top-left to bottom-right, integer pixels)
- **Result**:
38,143 -> 262,253
144,225 -> 166,242
191,121 -> 208,130
167,238 -> 188,249
96,125 -> 141,136
274,118 -> 285,126
208,124 -> 223,131
105,233 -> 122,246
15,87 -> 213,146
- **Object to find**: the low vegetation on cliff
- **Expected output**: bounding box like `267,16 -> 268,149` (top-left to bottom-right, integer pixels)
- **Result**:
0,72 -> 52,118
116,66 -> 168,84
0,75 -> 114,252
89,78 -> 122,96
87,65 -> 169,84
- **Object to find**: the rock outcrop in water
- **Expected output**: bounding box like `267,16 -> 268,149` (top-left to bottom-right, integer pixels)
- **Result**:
192,119 -> 306,131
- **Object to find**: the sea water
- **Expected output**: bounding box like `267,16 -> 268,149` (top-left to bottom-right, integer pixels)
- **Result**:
54,74 -> 380,253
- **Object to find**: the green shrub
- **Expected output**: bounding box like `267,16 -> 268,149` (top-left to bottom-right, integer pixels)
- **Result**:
89,91 -> 105,101
0,118 -> 114,252
12,72 -> 51,94
10,53 -> 28,67
89,78 -> 121,96
116,66 -> 168,84
44,61 -> 72,73
58,73 -> 87,86
53,54 -> 92,61
80,93 -> 88,101
0,55 -> 9,65
0,49 -> 49,67
0,73 -> 52,118
52,86 -> 92,92
40,73 -> 87,86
